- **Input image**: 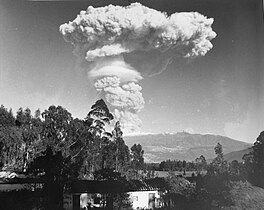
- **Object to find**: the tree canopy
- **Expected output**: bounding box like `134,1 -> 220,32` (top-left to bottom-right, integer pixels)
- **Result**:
0,100 -> 143,180
0,100 -> 145,209
243,131 -> 264,188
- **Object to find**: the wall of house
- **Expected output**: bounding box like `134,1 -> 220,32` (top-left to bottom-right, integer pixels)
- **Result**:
129,190 -> 160,210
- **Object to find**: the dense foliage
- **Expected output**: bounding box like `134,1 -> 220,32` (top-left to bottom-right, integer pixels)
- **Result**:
0,100 -> 142,209
0,100 -> 142,177
145,159 -> 202,173
243,131 -> 264,188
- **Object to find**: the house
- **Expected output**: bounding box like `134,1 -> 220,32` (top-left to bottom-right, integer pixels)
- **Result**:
0,171 -> 166,210
129,189 -> 161,209
67,178 -> 166,210
128,179 -> 165,209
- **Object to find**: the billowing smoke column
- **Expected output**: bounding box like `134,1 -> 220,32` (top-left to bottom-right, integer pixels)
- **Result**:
60,3 -> 216,133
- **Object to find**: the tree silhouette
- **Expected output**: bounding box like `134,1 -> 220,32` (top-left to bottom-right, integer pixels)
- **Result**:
82,99 -> 114,174
85,99 -> 113,137
207,142 -> 228,176
195,155 -> 207,173
130,144 -> 144,170
200,142 -> 232,208
40,105 -> 73,153
250,131 -> 264,188
112,121 -> 130,173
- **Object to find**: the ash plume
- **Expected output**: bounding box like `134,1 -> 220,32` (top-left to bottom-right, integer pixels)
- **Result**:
60,3 -> 216,133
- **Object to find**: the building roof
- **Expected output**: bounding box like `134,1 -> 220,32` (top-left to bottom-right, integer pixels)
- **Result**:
71,179 -> 128,193
71,177 -> 167,193
0,171 -> 45,192
0,183 -> 32,192
128,178 -> 166,192
0,171 -> 167,194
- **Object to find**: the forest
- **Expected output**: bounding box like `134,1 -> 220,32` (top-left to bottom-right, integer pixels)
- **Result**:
0,99 -> 145,176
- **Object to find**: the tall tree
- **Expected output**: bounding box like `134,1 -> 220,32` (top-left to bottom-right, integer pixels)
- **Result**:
40,105 -> 73,154
111,122 -> 130,172
83,99 -> 114,174
198,143 -> 232,208
0,126 -> 22,170
207,142 -> 228,175
0,105 -> 22,170
85,99 -> 113,137
15,107 -> 43,171
130,144 -> 144,170
40,107 -> 91,179
250,131 -> 264,187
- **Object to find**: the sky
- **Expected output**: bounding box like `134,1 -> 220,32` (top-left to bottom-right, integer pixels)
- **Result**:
0,0 -> 263,143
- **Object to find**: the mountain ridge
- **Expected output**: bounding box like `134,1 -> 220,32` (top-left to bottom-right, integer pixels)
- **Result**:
124,132 -> 252,163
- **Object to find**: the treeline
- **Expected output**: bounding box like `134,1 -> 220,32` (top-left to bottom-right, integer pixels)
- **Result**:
0,100 -> 144,177
0,99 -> 144,209
145,155 -> 207,172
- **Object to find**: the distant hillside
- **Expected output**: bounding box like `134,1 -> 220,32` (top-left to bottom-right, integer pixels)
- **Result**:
224,147 -> 253,162
124,132 -> 252,162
